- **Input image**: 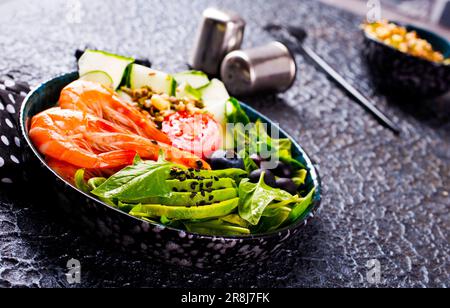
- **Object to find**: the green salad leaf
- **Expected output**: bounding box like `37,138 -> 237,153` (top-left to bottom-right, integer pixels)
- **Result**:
287,188 -> 316,224
87,177 -> 107,190
74,169 -> 91,194
91,160 -> 174,202
226,97 -> 250,125
292,169 -> 308,187
225,99 -> 306,172
253,205 -> 292,233
255,120 -> 306,170
238,174 -> 299,225
219,214 -> 249,228
184,220 -> 250,236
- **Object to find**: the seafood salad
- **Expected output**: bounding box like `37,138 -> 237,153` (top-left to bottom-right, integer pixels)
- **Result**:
29,50 -> 316,236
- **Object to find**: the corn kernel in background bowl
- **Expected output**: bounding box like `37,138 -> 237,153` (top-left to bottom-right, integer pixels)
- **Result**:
362,20 -> 450,99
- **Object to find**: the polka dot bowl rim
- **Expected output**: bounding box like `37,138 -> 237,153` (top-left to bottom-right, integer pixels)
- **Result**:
19,72 -> 322,241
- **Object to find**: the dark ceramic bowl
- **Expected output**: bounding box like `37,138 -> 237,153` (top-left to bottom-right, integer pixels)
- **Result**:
19,72 -> 321,268
362,22 -> 450,99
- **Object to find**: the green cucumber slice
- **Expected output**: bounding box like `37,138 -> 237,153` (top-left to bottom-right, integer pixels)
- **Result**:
129,64 -> 176,96
79,71 -> 114,88
174,70 -> 210,89
78,50 -> 134,89
175,82 -> 202,101
200,79 -> 230,124
116,90 -> 133,103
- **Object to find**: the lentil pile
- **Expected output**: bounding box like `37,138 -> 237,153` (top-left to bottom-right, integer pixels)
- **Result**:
120,86 -> 205,126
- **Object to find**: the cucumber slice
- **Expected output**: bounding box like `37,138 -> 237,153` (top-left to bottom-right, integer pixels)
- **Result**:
78,50 -> 134,89
174,70 -> 210,89
200,79 -> 230,124
116,90 -> 133,103
129,64 -> 176,96
175,82 -> 202,101
79,71 -> 114,88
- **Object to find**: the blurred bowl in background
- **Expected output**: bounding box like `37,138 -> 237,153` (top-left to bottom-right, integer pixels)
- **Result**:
362,22 -> 450,99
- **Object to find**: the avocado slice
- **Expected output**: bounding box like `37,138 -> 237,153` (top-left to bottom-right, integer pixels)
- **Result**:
193,169 -> 248,184
123,188 -> 238,206
165,178 -> 236,192
129,198 -> 239,220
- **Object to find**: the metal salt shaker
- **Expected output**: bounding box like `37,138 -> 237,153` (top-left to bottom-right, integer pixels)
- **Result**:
189,8 -> 246,76
220,42 -> 297,96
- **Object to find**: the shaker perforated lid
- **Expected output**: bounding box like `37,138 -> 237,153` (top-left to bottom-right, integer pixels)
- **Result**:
189,8 -> 246,76
220,42 -> 297,96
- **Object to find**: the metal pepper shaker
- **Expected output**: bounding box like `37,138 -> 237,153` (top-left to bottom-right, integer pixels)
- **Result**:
220,42 -> 297,96
189,8 -> 246,76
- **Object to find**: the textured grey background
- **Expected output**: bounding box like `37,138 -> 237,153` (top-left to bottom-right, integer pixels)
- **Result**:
0,0 -> 449,288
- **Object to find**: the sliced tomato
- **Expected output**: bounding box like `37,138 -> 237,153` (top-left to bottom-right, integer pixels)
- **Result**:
161,111 -> 222,159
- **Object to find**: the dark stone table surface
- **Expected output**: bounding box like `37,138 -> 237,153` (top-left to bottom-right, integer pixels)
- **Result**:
0,0 -> 449,288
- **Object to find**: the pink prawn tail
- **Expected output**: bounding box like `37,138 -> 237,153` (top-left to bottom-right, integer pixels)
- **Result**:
96,150 -> 138,169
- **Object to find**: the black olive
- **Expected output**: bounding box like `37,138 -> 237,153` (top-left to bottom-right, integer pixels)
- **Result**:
196,160 -> 204,169
210,150 -> 245,170
276,178 -> 298,195
272,161 -> 294,178
249,169 -> 277,188
250,153 -> 263,166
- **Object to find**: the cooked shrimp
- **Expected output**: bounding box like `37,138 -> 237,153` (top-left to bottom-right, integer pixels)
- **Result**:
30,108 -> 210,170
58,80 -> 171,144
30,108 -> 137,169
46,158 -> 109,184
83,132 -> 211,170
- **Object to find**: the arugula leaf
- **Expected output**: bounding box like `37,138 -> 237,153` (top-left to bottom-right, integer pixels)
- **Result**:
239,149 -> 259,173
226,97 -> 250,125
253,205 -> 292,233
91,160 -> 173,202
227,108 -> 306,172
118,201 -> 136,213
255,119 -> 306,170
87,177 -> 107,190
74,169 -> 91,194
287,188 -> 316,224
74,169 -> 116,207
292,169 -> 308,187
238,174 -> 294,225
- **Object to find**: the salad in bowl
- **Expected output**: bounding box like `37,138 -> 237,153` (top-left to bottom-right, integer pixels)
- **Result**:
26,49 -> 318,237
